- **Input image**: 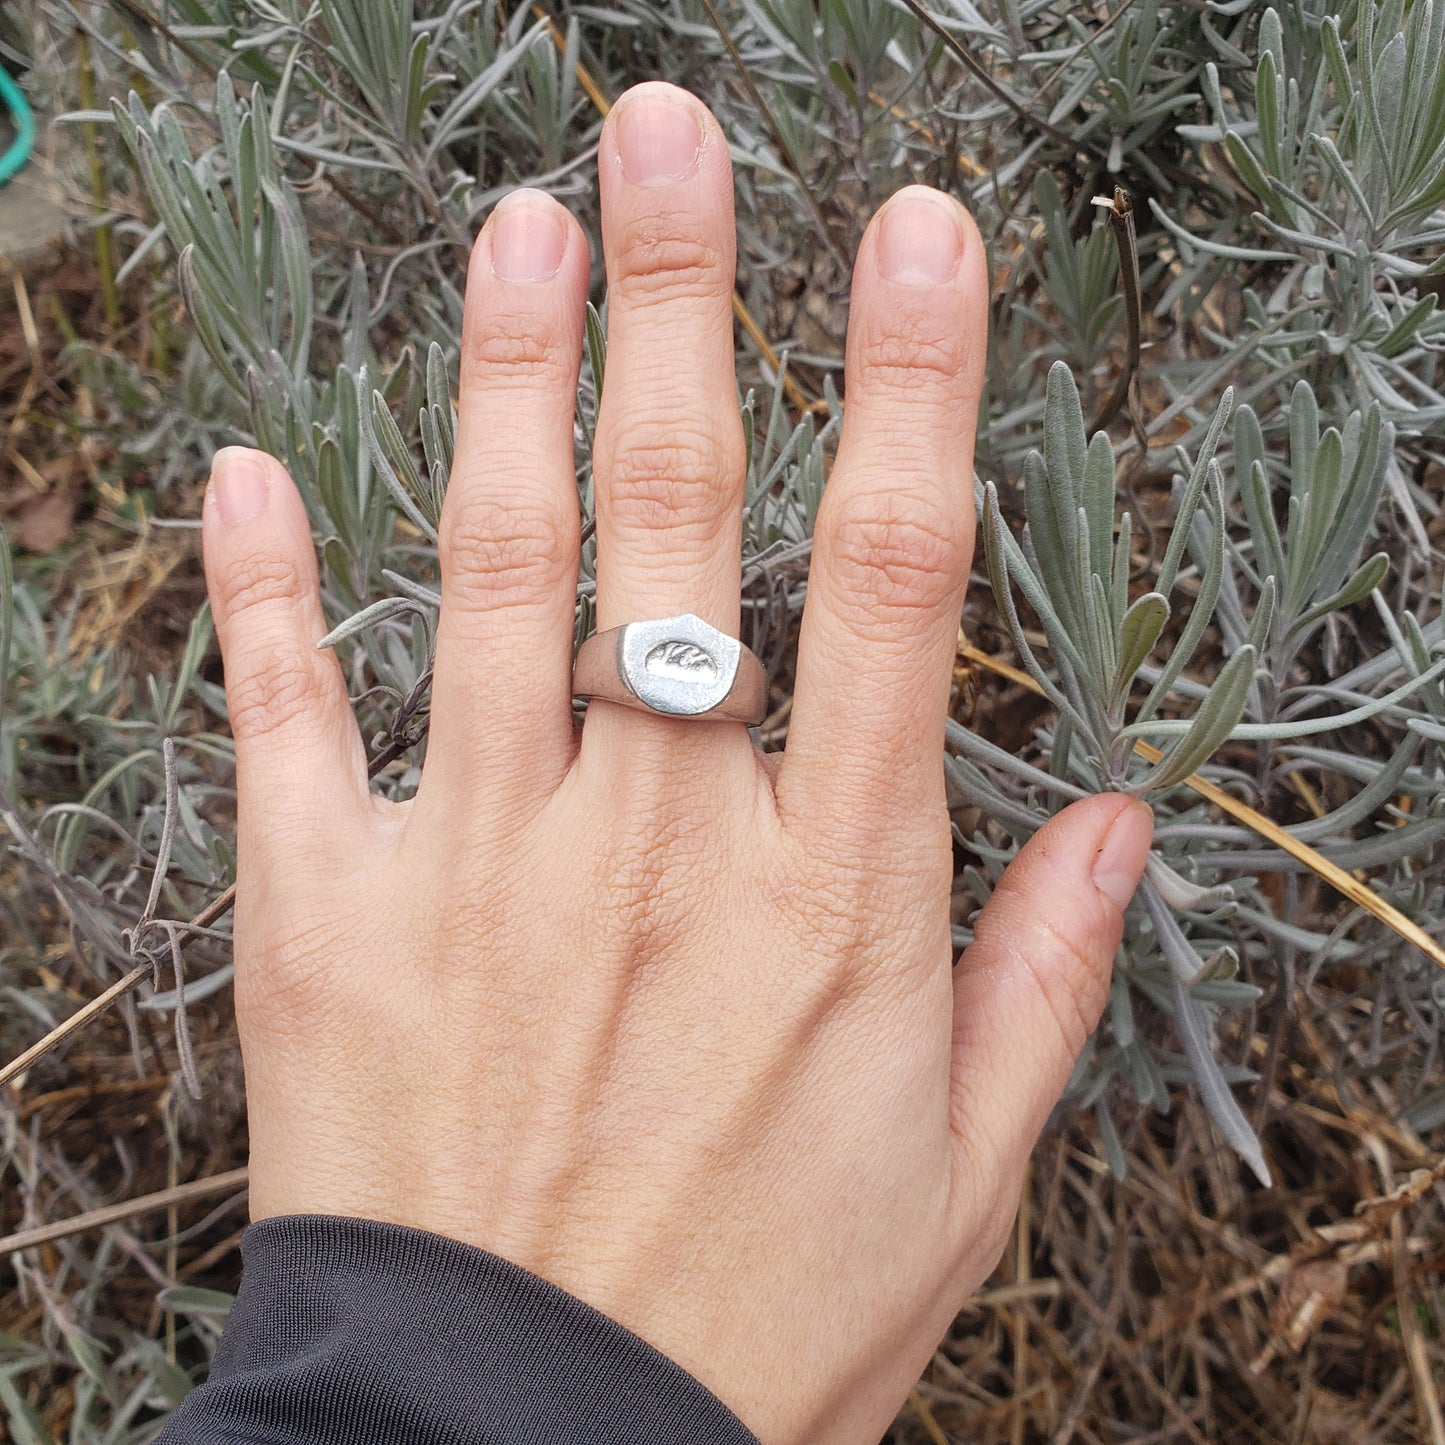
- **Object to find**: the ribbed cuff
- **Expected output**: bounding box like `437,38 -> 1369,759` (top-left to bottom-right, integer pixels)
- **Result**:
158,1213 -> 761,1445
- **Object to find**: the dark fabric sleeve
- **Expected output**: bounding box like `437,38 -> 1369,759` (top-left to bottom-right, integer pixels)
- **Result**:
157,1214 -> 761,1445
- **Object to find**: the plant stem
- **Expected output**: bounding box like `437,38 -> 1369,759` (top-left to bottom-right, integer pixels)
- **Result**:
75,29 -> 120,334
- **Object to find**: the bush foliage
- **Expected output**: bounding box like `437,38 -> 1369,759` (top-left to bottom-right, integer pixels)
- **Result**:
2,0 -> 1443,1434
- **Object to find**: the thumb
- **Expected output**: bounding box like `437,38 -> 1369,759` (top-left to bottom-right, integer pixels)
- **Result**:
948,794 -> 1152,1185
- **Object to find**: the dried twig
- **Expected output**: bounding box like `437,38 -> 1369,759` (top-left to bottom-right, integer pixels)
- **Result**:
1089,187 -> 1144,444
897,0 -> 1093,158
0,1167 -> 249,1259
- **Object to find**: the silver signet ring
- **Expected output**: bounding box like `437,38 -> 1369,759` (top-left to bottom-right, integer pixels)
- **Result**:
572,614 -> 768,725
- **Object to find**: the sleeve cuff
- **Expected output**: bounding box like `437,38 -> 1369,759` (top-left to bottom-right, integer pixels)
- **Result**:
158,1213 -> 761,1445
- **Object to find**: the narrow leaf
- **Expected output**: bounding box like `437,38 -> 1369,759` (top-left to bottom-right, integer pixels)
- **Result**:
1139,644 -> 1256,790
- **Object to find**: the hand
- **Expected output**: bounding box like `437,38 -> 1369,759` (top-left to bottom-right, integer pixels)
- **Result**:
201,81 -> 1152,1445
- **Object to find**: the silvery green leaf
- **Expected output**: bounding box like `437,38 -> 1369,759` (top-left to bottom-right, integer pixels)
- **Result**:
1086,571 -> 1117,683
1023,449 -> 1075,627
165,604 -> 214,733
1288,381 -> 1318,505
215,70 -> 241,185
1136,644 -> 1256,791
247,367 -> 282,458
1314,135 -> 1375,229
1125,1040 -> 1167,1112
1082,429 -> 1115,583
1108,972 -> 1135,1049
1255,47 -> 1282,176
1138,479 -> 1226,725
1241,458 -> 1285,589
357,369 -> 437,542
585,300 -> 607,394
1222,131 -> 1276,209
1158,426 -> 1226,599
1111,591 -> 1168,706
988,493 -> 1094,697
1043,360 -> 1087,523
324,542 -> 361,614
403,31 -> 431,140
381,569 -> 442,609
140,964 -> 234,1012
981,484 -> 1095,736
1096,1102 -> 1127,1181
157,1286 -> 235,1320
1144,854 -> 1235,912
1319,406 -> 1391,601
1320,16 -> 1353,109
1374,31 -> 1407,145
1287,552 -> 1389,640
317,596 -> 430,651
1191,977 -> 1265,1008
178,246 -> 245,395
943,753 -> 1050,836
946,718 -> 1090,804
261,177 -> 313,374
424,342 -> 456,493
425,18 -> 549,161
1140,651 -> 1445,741
1110,510 -> 1132,624
1289,425 -> 1344,596
1289,732 -> 1424,843
1245,574 -> 1277,654
1141,878 -> 1212,984
1376,293 -> 1439,357
1170,974 -> 1270,1186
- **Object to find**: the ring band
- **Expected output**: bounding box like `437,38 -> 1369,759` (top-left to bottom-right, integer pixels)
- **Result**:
573,613 -> 767,725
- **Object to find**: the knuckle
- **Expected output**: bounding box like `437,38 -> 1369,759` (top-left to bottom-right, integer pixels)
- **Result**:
225,647 -> 334,742
245,909 -> 358,1028
610,223 -> 728,305
217,552 -> 311,620
600,424 -> 736,538
853,317 -> 967,392
984,911 -> 1107,1060
590,811 -> 711,967
823,492 -> 966,621
440,497 -> 574,613
1036,918 -> 1110,1054
467,309 -> 571,384
779,828 -> 943,977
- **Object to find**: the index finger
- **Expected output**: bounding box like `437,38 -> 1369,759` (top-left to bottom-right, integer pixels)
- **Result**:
776,187 -> 987,855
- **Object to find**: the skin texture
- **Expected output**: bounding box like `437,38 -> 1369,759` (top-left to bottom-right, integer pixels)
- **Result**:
201,82 -> 1154,1445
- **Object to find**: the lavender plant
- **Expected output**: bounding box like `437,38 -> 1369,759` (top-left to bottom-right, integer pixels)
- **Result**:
2,0 -> 1442,1433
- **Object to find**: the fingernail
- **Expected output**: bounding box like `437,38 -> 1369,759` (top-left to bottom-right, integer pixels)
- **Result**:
490,189 -> 567,283
1092,800 -> 1155,912
877,190 -> 965,287
209,448 -> 269,525
615,87 -> 703,185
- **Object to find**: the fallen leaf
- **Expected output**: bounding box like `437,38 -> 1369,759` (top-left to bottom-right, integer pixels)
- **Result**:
11,488 -> 77,551
1269,1256 -> 1348,1353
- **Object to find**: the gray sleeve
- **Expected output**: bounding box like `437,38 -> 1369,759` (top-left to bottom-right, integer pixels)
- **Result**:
158,1214 -> 761,1445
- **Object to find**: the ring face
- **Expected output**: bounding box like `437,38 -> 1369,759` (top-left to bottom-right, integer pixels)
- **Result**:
618,614 -> 742,716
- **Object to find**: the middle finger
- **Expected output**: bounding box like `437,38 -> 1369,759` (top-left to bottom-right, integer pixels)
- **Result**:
591,83 -> 745,641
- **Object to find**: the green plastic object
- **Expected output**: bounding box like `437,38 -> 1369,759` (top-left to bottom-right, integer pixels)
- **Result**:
0,64 -> 36,187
